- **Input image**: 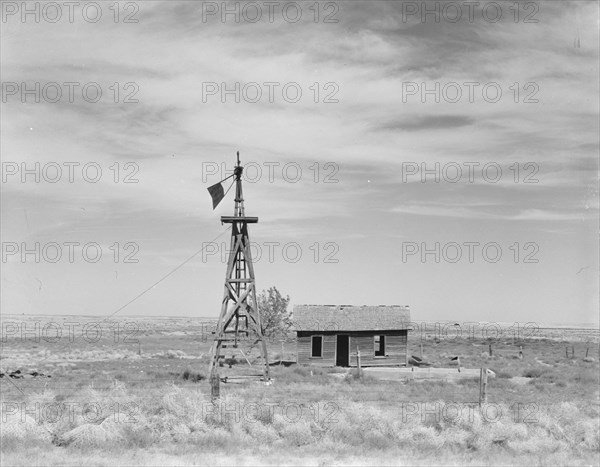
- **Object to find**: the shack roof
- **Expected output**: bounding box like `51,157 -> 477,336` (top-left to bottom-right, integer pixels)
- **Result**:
293,305 -> 411,332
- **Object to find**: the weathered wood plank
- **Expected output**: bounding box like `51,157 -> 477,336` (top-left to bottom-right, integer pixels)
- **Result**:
297,330 -> 408,367
363,367 -> 496,381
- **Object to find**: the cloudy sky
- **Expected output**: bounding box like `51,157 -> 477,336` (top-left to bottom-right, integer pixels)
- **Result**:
1,1 -> 598,325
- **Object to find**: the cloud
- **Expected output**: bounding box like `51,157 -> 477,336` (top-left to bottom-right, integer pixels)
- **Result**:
375,115 -> 475,131
390,202 -> 595,222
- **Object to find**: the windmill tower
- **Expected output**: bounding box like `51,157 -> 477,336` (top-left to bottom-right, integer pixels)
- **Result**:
207,152 -> 270,397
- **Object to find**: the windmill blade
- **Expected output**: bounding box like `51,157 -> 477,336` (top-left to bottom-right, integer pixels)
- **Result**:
207,173 -> 236,210
207,182 -> 225,210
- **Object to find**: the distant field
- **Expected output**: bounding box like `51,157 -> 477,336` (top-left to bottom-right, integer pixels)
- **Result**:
1,315 -> 599,466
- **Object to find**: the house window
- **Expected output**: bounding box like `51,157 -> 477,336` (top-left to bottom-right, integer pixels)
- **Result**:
374,335 -> 386,357
311,335 -> 323,358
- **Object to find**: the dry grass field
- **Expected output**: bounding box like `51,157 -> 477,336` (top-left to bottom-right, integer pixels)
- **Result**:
1,316 -> 599,466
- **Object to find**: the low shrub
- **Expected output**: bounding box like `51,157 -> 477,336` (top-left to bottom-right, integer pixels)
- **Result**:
180,367 -> 205,382
490,369 -> 512,379
523,368 -> 545,378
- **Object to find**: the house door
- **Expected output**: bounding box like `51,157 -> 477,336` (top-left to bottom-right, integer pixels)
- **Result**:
336,335 -> 350,367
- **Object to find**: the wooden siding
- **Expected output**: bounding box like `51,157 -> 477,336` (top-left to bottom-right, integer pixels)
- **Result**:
297,330 -> 408,367
297,333 -> 336,367
348,331 -> 407,367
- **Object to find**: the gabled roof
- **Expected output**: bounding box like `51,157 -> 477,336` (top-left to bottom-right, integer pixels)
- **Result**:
293,305 -> 411,332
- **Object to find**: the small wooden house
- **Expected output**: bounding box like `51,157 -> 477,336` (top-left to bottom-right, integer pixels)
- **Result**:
293,305 -> 411,367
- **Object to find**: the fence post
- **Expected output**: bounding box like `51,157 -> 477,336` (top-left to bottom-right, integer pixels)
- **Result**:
586,347 -> 589,358
356,346 -> 362,378
482,368 -> 488,403
479,368 -> 483,405
280,341 -> 284,365
210,370 -> 220,401
479,367 -> 488,406
519,346 -> 523,359
488,344 -> 492,357
420,343 -> 423,359
457,356 -> 461,372
572,345 -> 575,359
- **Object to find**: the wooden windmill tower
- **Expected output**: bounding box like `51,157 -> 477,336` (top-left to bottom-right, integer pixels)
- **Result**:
207,152 -> 270,397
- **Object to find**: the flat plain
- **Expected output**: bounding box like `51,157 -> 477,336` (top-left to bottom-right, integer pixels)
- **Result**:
1,315 -> 598,466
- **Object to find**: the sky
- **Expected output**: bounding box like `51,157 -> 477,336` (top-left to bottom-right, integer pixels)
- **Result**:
1,0 -> 599,326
